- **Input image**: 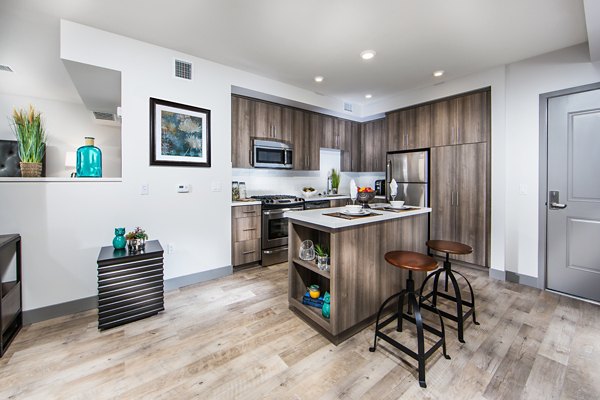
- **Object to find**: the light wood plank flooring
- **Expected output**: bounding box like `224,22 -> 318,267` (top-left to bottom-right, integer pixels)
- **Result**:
1,263 -> 599,399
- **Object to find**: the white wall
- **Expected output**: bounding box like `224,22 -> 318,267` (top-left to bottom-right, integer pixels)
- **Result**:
0,93 -> 122,177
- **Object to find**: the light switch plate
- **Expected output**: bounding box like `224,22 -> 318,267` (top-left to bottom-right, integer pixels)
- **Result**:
211,181 -> 221,192
141,184 -> 149,195
519,184 -> 528,195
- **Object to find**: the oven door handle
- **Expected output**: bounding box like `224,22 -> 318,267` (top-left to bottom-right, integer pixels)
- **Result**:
263,247 -> 288,255
263,207 -> 302,215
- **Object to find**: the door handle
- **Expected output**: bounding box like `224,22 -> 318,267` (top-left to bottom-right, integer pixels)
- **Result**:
549,191 -> 567,210
263,247 -> 288,255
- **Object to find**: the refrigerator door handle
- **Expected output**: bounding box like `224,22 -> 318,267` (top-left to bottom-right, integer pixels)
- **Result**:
451,191 -> 455,206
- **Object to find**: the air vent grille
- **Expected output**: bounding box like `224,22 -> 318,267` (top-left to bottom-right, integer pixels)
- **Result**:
0,64 -> 14,72
175,59 -> 192,80
93,112 -> 116,121
344,102 -> 353,112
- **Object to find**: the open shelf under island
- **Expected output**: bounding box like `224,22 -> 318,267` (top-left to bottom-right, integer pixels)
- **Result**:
285,206 -> 431,345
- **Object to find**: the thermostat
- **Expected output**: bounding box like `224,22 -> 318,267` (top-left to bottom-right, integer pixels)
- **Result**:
177,184 -> 190,193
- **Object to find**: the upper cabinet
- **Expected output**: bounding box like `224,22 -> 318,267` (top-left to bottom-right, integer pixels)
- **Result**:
431,90 -> 489,146
360,118 -> 387,172
252,101 -> 291,142
294,110 -> 319,171
338,119 -> 360,172
231,96 -> 253,168
387,105 -> 431,152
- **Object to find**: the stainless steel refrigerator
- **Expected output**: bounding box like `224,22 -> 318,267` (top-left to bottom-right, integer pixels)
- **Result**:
386,150 -> 429,207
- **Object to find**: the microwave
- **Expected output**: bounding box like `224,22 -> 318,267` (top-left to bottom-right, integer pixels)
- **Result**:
252,139 -> 293,169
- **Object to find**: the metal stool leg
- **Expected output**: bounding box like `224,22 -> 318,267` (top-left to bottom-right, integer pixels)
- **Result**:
369,290 -> 407,352
447,271 -> 466,343
426,296 -> 451,360
453,270 -> 480,326
397,291 -> 405,332
409,294 -> 427,388
432,269 -> 442,307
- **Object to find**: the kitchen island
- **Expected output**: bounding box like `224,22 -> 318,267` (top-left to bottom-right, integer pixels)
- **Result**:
285,206 -> 431,344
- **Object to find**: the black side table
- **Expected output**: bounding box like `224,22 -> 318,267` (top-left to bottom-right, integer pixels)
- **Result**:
0,234 -> 22,357
97,240 -> 164,330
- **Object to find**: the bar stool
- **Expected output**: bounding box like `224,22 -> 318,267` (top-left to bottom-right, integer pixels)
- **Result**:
369,251 -> 450,388
419,240 -> 480,343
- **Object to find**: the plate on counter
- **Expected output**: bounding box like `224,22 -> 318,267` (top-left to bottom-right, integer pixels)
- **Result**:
341,209 -> 371,216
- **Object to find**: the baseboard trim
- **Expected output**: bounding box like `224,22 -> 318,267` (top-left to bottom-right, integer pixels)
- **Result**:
505,271 -> 538,288
163,265 -> 232,291
489,268 -> 506,281
23,265 -> 233,325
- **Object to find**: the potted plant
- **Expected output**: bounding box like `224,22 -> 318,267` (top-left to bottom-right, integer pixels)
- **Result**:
331,169 -> 340,194
315,243 -> 329,271
126,227 -> 148,252
10,105 -> 47,177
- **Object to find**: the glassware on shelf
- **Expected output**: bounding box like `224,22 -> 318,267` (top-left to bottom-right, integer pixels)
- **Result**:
76,137 -> 102,177
232,181 -> 240,201
239,182 -> 247,199
299,240 -> 315,261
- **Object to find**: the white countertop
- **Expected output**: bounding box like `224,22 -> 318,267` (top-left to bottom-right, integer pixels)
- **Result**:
285,206 -> 431,230
231,200 -> 262,207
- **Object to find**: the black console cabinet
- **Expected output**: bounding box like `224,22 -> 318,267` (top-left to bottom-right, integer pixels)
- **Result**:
0,234 -> 22,357
96,240 -> 164,330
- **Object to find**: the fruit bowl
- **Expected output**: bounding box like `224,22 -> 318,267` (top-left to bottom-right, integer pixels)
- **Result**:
357,191 -> 375,207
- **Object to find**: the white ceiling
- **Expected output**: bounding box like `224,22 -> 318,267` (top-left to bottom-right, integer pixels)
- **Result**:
0,0 -> 591,106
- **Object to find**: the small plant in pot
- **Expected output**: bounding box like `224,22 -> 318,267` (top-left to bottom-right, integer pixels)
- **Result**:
126,227 -> 148,252
331,169 -> 340,194
315,244 -> 329,271
10,105 -> 47,177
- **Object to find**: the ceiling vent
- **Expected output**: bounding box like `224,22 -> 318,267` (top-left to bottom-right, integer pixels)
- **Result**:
344,102 -> 353,113
175,59 -> 192,80
93,111 -> 116,121
0,64 -> 14,72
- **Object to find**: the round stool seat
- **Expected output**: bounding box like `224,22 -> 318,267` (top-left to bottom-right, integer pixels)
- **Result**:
385,251 -> 438,272
426,240 -> 472,255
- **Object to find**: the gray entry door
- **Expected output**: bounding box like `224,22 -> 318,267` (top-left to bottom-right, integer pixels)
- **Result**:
547,88 -> 600,302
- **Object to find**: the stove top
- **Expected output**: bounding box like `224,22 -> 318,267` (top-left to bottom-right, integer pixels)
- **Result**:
251,194 -> 304,206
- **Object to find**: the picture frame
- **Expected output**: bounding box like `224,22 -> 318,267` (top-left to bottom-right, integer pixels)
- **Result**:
149,97 -> 211,167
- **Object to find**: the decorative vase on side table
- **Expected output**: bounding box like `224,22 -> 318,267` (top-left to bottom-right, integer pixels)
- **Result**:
112,227 -> 126,250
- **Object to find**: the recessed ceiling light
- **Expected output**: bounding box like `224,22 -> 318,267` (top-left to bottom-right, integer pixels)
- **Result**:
433,70 -> 444,77
360,50 -> 376,60
365,94 -> 372,99
314,75 -> 324,83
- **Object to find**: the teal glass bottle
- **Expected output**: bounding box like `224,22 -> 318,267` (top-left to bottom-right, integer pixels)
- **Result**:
76,137 -> 102,177
113,227 -> 126,250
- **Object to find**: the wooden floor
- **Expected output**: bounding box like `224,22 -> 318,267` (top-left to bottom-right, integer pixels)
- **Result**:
1,263 -> 599,400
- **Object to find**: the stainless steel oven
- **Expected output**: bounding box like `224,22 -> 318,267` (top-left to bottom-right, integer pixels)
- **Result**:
251,195 -> 304,266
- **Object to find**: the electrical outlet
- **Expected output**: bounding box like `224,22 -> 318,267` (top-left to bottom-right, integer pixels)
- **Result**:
167,243 -> 174,254
141,184 -> 149,195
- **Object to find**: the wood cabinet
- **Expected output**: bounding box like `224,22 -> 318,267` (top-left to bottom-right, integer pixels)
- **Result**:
232,205 -> 261,266
430,143 -> 487,266
319,114 -> 339,149
431,91 -> 489,147
231,96 -> 253,168
0,234 -> 22,357
387,105 -> 431,151
360,118 -> 387,172
252,101 -> 289,141
292,109 -> 319,171
338,119 -> 360,172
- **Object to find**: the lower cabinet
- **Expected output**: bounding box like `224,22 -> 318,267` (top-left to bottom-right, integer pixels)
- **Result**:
232,205 -> 261,266
430,143 -> 487,266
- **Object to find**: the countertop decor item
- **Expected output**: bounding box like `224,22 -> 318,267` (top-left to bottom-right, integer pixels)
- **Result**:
302,187 -> 317,198
350,179 -> 358,204
150,97 -> 211,168
112,227 -> 126,250
299,240 -> 315,261
331,169 -> 340,194
126,227 -> 148,253
357,187 -> 376,208
10,105 -> 46,177
76,137 -> 102,177
232,181 -> 240,201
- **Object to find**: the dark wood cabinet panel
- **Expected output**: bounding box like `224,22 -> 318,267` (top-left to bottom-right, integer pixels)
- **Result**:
407,104 -> 432,149
454,143 -> 487,265
294,110 -> 319,170
252,101 -> 283,140
431,99 -> 456,147
360,118 -> 386,172
232,205 -> 261,267
231,96 -> 253,168
319,114 -> 338,149
456,91 -> 490,144
350,121 -> 361,172
430,146 -> 456,242
430,143 -> 487,267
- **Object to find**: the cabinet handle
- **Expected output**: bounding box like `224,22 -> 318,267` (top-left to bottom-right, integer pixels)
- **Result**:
242,250 -> 256,255
456,191 -> 459,206
243,228 -> 256,231
451,191 -> 455,206
242,211 -> 256,214
249,149 -> 253,165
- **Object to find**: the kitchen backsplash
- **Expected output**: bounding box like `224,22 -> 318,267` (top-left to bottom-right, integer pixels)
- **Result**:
233,149 -> 385,197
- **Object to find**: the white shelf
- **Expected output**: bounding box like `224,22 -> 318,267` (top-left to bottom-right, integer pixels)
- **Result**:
0,177 -> 122,183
